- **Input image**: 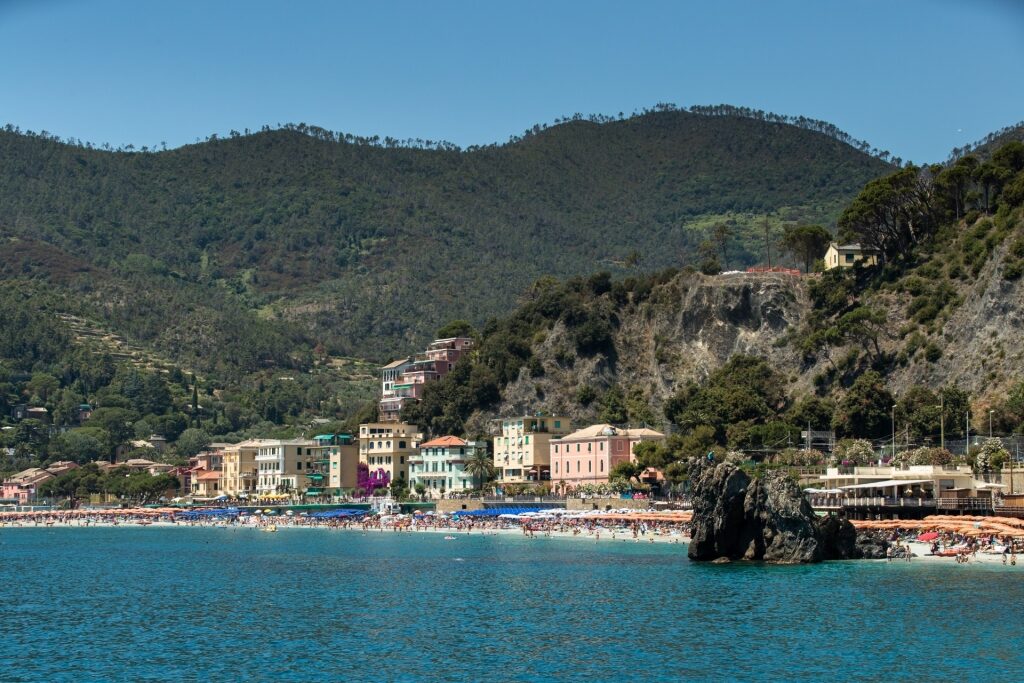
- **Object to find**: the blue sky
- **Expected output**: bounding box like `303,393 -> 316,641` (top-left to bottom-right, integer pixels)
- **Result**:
1,0 -> 1022,162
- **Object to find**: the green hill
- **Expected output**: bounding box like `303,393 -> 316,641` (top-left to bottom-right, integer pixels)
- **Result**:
0,107 -> 891,363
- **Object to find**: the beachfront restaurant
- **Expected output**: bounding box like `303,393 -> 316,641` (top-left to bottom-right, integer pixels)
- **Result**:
807,465 -> 1005,518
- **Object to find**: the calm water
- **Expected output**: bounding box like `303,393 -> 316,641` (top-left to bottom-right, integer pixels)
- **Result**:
1,527 -> 1022,682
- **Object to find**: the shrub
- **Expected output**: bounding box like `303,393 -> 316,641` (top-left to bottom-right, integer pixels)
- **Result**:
831,439 -> 876,466
575,385 -> 597,407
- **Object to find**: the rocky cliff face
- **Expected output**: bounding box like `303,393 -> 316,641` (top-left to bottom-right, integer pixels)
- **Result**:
686,460 -> 860,564
462,226 -> 1024,434
480,272 -> 807,429
889,237 -> 1024,398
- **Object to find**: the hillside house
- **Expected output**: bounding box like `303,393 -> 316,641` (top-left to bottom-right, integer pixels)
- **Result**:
823,242 -> 879,270
378,337 -> 475,421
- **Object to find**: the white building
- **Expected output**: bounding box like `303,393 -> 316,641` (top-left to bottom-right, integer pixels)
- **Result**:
409,436 -> 485,497
254,439 -> 317,495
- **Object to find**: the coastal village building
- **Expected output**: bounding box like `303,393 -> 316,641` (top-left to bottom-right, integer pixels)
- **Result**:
308,433 -> 358,496
359,422 -> 422,487
549,424 -> 666,489
189,449 -> 224,497
221,439 -> 268,498
326,435 -> 359,494
409,436 -> 486,497
492,414 -> 572,484
378,337 -> 474,421
1,467 -> 57,504
254,439 -> 317,495
823,242 -> 880,270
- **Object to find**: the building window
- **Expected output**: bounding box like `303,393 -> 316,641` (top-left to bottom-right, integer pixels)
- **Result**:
577,461 -> 581,472
600,461 -> 604,472
588,461 -> 592,473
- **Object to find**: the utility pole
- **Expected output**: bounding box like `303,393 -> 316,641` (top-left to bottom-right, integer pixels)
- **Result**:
939,394 -> 944,451
806,420 -> 811,452
966,411 -> 970,457
1013,445 -> 1017,495
891,405 -> 897,461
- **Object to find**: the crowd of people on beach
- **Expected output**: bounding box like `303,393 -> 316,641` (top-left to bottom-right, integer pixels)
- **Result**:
4,508 -> 1024,564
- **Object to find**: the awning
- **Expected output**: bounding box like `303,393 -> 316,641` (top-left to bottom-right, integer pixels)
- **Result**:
839,479 -> 933,490
974,481 -> 1007,489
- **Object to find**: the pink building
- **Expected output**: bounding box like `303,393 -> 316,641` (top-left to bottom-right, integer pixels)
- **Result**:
549,424 -> 665,490
379,337 -> 475,421
1,468 -> 55,504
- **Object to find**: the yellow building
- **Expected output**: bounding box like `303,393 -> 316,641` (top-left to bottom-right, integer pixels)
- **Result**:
309,434 -> 359,496
823,242 -> 880,270
358,422 -> 422,488
221,439 -> 267,498
492,414 -> 572,484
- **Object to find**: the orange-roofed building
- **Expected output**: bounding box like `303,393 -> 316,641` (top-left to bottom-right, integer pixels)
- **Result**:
191,468 -> 223,497
409,436 -> 487,498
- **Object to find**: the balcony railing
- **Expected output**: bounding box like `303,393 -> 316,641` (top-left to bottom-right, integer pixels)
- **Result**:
808,496 -> 995,511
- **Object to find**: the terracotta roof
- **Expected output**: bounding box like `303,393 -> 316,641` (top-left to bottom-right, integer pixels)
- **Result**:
381,357 -> 413,369
621,427 -> 666,438
557,424 -> 665,441
5,468 -> 53,485
195,470 -> 222,481
419,435 -> 468,448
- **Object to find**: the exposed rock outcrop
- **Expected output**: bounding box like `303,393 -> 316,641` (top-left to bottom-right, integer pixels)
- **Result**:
687,460 -> 863,564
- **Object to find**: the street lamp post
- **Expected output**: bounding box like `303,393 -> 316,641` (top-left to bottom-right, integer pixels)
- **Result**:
989,410 -> 994,439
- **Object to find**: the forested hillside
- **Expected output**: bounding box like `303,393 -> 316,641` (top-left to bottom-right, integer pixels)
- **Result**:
401,141 -> 1024,460
0,106 -> 891,361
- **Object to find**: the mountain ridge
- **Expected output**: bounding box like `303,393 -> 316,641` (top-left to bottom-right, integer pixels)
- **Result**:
0,108 -> 892,363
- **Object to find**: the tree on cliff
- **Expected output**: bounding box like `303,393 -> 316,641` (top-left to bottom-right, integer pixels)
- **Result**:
837,165 -> 939,260
781,224 -> 831,273
832,371 -> 894,439
664,355 -> 788,442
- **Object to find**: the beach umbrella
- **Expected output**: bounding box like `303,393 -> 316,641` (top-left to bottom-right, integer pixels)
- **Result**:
917,532 -> 939,542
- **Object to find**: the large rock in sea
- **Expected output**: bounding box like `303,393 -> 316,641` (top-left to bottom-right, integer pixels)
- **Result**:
687,460 -> 861,564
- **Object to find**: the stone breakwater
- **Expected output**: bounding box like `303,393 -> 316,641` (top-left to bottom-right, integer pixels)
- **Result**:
686,460 -> 885,564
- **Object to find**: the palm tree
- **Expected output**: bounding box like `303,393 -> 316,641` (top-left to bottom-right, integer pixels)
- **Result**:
464,448 -> 496,493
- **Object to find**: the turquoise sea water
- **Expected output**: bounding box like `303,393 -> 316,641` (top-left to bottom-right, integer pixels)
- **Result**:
1,527 -> 1022,682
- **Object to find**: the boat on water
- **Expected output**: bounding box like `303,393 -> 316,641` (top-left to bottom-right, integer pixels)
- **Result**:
262,524 -> 277,533
444,535 -> 456,540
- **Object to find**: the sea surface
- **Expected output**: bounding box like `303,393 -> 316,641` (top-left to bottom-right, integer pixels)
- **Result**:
1,526 -> 1022,682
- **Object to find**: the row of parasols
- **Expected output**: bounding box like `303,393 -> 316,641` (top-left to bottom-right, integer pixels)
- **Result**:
851,514 -> 1024,538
